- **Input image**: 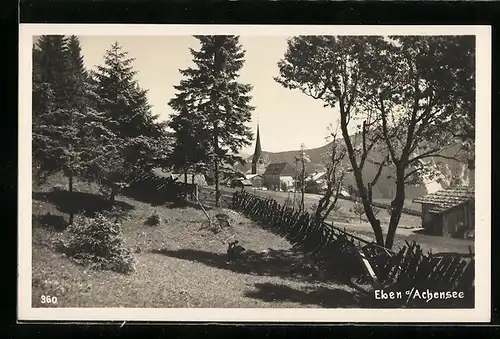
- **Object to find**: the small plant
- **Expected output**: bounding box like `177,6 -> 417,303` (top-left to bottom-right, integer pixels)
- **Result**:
145,211 -> 162,226
309,202 -> 318,214
284,194 -> 294,209
350,200 -> 365,222
280,181 -> 288,192
54,213 -> 136,274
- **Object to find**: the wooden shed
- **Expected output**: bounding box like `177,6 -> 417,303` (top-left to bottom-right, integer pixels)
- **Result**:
412,186 -> 475,239
245,174 -> 264,188
231,179 -> 253,189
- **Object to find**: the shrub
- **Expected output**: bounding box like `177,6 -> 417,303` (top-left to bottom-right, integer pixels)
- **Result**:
54,213 -> 136,274
145,211 -> 162,226
350,201 -> 365,221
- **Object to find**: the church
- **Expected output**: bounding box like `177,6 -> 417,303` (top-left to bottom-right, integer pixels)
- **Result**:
250,124 -> 266,175
246,124 -> 295,192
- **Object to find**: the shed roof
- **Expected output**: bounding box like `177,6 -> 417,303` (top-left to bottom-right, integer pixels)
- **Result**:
412,186 -> 474,213
233,179 -> 253,186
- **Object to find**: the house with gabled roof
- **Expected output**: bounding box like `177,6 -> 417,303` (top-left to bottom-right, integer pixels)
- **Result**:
412,186 -> 475,239
262,162 -> 296,191
245,174 -> 264,188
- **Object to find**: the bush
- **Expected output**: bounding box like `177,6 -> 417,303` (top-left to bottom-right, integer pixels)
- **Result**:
54,212 -> 136,274
145,211 -> 162,226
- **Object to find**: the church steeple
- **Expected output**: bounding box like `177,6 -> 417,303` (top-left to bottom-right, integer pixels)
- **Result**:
251,124 -> 264,174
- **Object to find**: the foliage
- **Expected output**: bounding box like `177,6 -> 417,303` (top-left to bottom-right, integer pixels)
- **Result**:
169,36 -> 255,207
276,35 -> 474,249
54,212 -> 136,274
84,42 -> 168,197
280,181 -> 288,192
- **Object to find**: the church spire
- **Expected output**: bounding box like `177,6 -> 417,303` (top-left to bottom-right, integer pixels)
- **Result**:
251,123 -> 263,174
252,123 -> 262,164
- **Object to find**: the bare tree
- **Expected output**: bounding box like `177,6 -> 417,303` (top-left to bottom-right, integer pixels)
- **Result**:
295,143 -> 310,212
313,126 -> 348,223
276,35 -> 474,249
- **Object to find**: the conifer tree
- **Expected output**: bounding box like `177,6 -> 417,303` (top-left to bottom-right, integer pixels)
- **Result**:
33,35 -> 124,224
169,35 -> 254,207
89,42 -> 166,198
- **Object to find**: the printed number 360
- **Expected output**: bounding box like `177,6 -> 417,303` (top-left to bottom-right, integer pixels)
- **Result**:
40,295 -> 57,304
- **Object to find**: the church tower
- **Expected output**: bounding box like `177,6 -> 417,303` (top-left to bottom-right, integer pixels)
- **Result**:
251,124 -> 266,175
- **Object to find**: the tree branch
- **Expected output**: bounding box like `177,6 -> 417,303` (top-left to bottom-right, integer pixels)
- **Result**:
379,95 -> 398,165
371,154 -> 389,187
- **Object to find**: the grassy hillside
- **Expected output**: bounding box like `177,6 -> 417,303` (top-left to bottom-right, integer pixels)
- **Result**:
32,174 -> 369,308
237,138 -> 470,201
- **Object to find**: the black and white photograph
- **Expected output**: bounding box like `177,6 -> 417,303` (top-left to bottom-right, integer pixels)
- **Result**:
18,24 -> 490,322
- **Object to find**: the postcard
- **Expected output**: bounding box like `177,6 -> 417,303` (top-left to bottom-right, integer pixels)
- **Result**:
19,24 -> 491,322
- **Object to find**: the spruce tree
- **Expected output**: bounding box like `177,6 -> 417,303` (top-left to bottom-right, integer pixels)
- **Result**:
169,35 -> 254,207
33,35 -> 123,223
89,42 -> 165,198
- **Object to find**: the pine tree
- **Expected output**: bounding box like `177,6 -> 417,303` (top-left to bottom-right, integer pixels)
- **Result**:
33,35 -> 123,224
168,72 -> 212,200
169,35 -> 254,207
89,42 -> 166,198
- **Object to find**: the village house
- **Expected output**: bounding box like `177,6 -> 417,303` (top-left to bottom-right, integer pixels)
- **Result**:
412,186 -> 475,239
230,178 -> 253,189
307,171 -> 328,191
262,162 -> 296,191
245,174 -> 264,188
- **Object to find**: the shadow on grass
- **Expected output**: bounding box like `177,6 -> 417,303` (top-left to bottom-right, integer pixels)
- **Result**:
122,188 -> 174,207
33,190 -> 135,218
152,247 -> 366,291
123,186 -> 216,212
244,282 -> 367,308
34,213 -> 68,232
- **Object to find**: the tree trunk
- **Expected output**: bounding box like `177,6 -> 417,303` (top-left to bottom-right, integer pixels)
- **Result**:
300,163 -> 305,212
191,173 -> 195,200
338,102 -> 384,246
384,167 -> 405,249
110,187 -> 116,203
183,167 -> 189,201
213,123 -> 220,208
68,173 -> 74,225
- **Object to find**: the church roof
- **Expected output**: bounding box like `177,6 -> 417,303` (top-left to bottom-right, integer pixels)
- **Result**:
252,124 -> 262,164
263,162 -> 295,176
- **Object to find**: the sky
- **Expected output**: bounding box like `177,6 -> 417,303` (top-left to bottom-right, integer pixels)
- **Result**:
78,35 -> 340,154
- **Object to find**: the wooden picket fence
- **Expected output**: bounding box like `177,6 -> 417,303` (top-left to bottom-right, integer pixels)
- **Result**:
231,190 -> 475,307
231,190 -> 374,278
